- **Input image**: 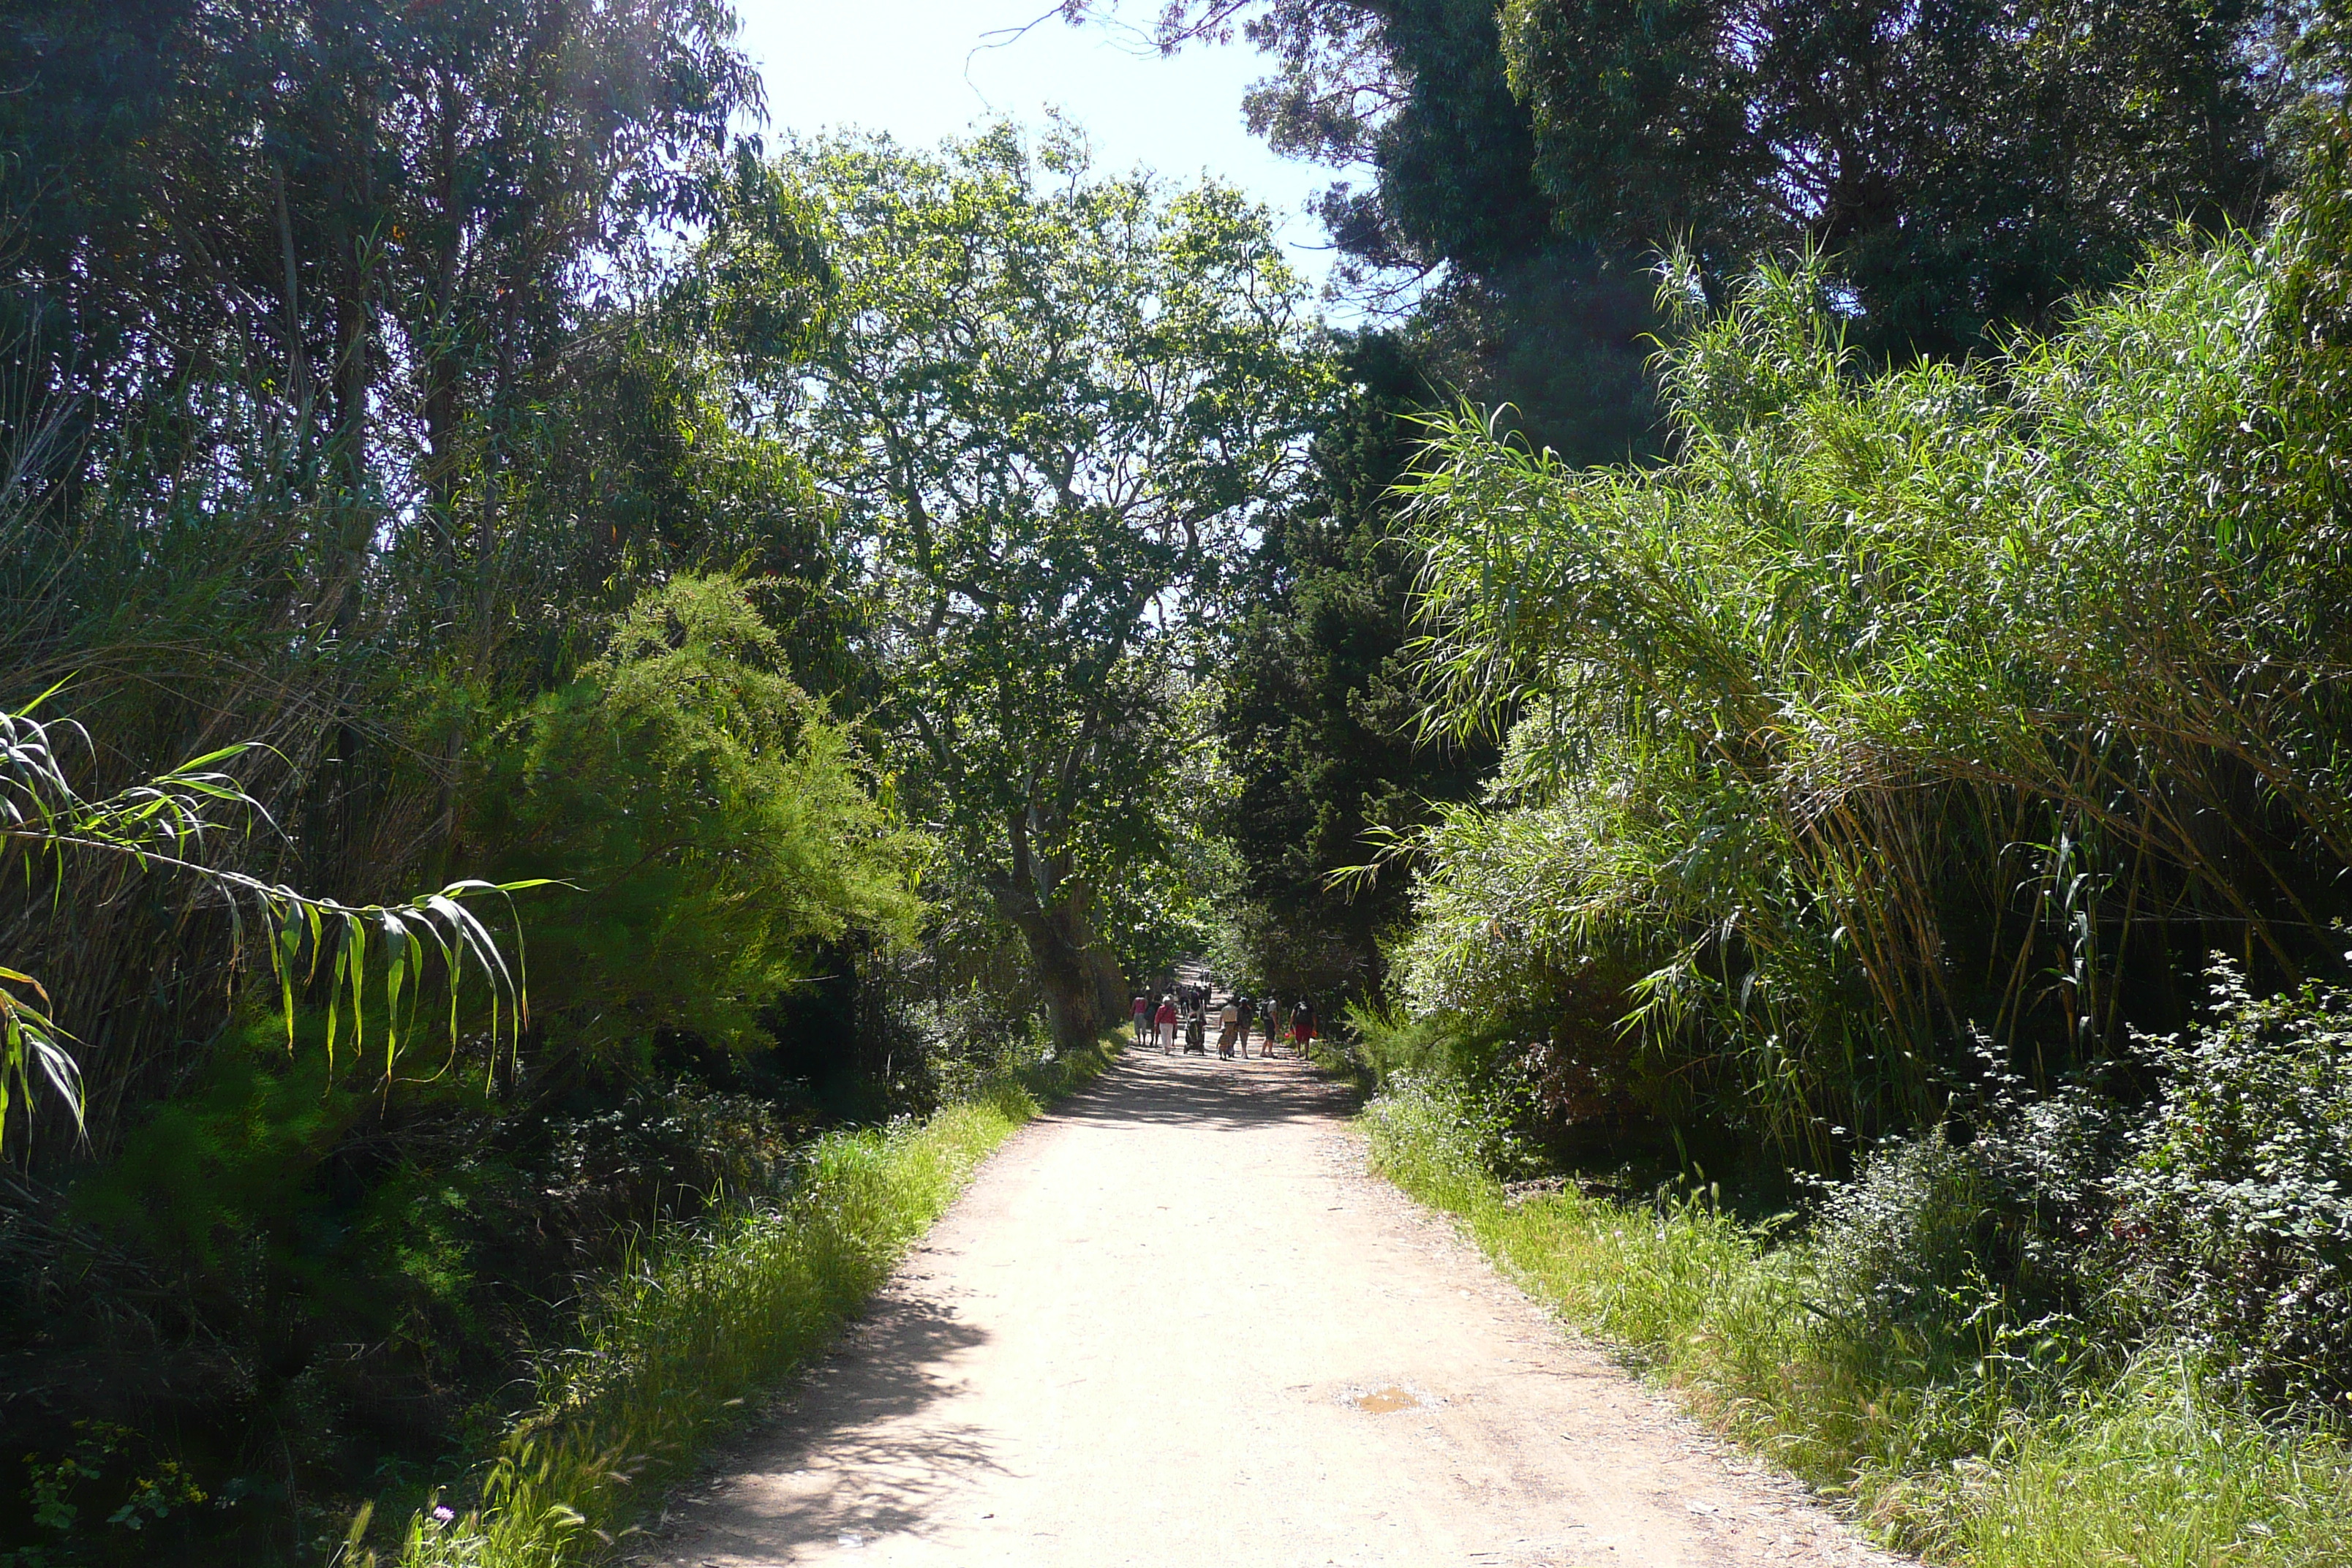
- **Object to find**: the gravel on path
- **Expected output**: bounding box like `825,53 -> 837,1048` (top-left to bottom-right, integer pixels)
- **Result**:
636,1048 -> 1907,1567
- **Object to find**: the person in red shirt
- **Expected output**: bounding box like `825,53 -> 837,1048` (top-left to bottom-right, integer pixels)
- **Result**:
1154,996 -> 1178,1053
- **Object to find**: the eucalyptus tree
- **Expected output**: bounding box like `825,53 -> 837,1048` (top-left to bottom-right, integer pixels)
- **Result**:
732,124 -> 1332,1044
1,0 -> 758,638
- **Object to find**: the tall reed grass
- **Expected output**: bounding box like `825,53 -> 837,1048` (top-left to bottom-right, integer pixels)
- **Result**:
1362,1079 -> 2352,1567
374,1036 -> 1122,1568
1396,152 -> 2352,1151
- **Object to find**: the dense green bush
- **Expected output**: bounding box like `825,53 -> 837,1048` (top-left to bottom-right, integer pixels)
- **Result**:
1,1030 -> 860,1562
532,1084 -> 801,1261
1346,1003 -> 1510,1088
1807,1132 -> 1991,1336
1808,1063 -> 2128,1340
467,574 -> 925,1068
2114,962 -> 2352,1417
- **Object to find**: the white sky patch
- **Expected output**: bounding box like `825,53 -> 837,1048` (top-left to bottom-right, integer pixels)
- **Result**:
736,1 -> 1341,300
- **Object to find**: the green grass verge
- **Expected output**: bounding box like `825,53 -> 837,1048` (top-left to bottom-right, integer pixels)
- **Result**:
1361,1081 -> 2352,1568
373,1035 -> 1123,1568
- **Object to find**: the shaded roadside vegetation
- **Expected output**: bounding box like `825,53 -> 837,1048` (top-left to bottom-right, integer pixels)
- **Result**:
1365,1074 -> 2352,1566
391,1034 -> 1120,1568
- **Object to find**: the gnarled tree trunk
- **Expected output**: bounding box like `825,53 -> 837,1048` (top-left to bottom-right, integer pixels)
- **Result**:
995,810 -> 1124,1049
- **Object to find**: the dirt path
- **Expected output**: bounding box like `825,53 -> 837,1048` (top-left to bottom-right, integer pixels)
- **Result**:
637,1049 -> 1903,1567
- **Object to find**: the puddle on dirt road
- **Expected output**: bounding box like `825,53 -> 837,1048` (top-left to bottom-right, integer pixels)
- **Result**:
1353,1385 -> 1423,1414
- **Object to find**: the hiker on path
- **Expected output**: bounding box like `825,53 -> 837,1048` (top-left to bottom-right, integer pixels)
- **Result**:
1131,995 -> 1150,1046
1215,997 -> 1240,1058
1235,994 -> 1256,1057
1155,997 -> 1178,1053
1289,998 -> 1315,1058
1185,1005 -> 1207,1055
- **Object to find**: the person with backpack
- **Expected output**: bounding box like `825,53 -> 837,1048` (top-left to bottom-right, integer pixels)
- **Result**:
1289,998 -> 1315,1058
1235,994 -> 1257,1057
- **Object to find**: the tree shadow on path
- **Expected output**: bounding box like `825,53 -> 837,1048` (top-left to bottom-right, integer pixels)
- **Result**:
1046,1044 -> 1360,1134
642,1292 -> 1000,1558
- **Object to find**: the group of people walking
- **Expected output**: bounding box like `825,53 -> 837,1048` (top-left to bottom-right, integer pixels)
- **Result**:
1131,987 -> 1316,1060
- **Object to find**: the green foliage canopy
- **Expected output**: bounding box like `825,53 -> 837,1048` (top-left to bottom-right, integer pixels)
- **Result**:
1,0 -> 761,653
1499,0 -> 2277,353
715,122 -> 1333,1039
1130,0 -> 2291,366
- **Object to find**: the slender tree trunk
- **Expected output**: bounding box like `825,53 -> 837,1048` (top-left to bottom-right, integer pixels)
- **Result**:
324,83 -> 377,641
271,162 -> 309,431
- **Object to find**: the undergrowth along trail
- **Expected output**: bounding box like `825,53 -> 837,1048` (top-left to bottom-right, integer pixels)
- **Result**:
376,1037 -> 1124,1568
1361,1082 -> 2352,1568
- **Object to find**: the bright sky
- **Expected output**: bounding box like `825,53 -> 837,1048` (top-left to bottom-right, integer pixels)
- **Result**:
733,1 -> 1341,300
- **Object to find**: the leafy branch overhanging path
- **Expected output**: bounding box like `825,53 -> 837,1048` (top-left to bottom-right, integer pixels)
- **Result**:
637,1049 -> 1907,1567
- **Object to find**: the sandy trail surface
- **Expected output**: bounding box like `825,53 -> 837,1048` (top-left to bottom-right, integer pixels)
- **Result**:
638,1047 -> 1902,1568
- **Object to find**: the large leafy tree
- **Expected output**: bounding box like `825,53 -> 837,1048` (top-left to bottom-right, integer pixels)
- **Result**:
0,0 -> 777,1134
1497,0 -> 2278,355
719,124 -> 1331,1044
1073,0 -> 1668,461
1104,0 -> 2287,361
